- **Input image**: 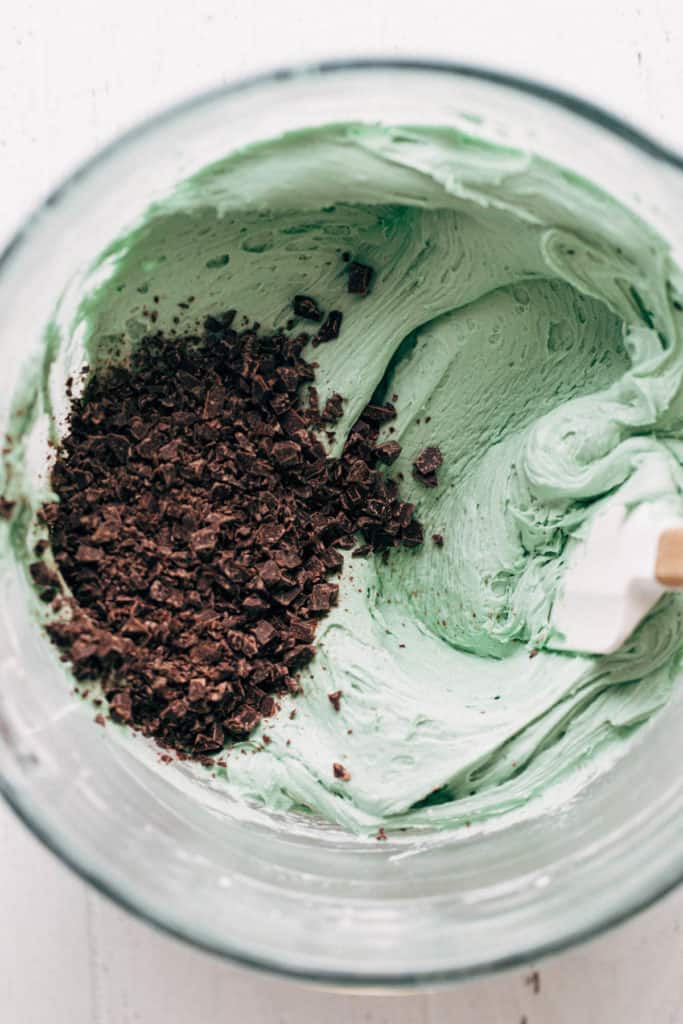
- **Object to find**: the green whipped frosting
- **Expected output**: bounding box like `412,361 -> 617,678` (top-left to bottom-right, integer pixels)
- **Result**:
17,123 -> 683,832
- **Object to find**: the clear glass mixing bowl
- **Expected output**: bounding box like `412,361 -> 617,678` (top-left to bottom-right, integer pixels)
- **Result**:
2,61 -> 683,988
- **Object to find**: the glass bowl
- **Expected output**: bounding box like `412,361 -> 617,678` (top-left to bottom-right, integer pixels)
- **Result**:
2,61 -> 683,989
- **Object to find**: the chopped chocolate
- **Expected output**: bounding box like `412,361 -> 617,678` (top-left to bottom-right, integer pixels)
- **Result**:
293,295 -> 323,322
40,306 -> 424,758
252,620 -> 277,647
310,583 -> 339,612
321,392 -> 344,422
374,440 -> 401,465
30,560 -> 60,590
110,690 -> 133,723
314,310 -> 343,345
362,402 -> 396,424
352,543 -> 372,558
347,261 -> 374,296
413,445 -> 443,487
0,497 -> 15,519
432,533 -> 444,547
414,445 -> 443,475
271,440 -> 302,467
328,690 -> 342,712
333,761 -> 351,781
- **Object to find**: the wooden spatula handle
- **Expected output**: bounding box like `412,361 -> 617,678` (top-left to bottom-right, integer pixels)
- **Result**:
656,528 -> 683,587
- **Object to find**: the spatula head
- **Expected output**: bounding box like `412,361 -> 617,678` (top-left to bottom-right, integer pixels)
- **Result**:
549,504 -> 674,655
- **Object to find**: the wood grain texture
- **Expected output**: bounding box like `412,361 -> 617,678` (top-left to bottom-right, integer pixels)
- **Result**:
656,528 -> 683,587
1,1 -> 683,1021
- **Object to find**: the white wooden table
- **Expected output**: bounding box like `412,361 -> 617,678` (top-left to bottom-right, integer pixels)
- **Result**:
2,2 -> 683,1020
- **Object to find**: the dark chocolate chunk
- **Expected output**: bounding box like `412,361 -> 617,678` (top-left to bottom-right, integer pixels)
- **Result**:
374,440 -> 401,465
310,583 -> 339,612
293,295 -> 323,322
362,403 -> 396,423
271,440 -> 302,467
414,446 -> 443,475
321,392 -> 344,422
314,310 -> 343,345
252,620 -> 277,647
413,445 -> 443,487
352,544 -> 372,558
347,262 -> 374,296
30,561 -> 60,589
203,315 -> 223,333
110,691 -> 133,723
30,559 -> 61,602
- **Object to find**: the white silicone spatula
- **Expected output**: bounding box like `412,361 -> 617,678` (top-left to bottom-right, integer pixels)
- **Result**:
549,503 -> 683,655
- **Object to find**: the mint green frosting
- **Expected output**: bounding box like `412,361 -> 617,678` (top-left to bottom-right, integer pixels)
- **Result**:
16,123 -> 683,832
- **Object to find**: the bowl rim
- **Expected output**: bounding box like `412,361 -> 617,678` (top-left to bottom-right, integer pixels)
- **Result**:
2,56 -> 683,989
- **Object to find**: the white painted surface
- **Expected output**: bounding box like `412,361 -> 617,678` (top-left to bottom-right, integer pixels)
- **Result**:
2,1 -> 683,1020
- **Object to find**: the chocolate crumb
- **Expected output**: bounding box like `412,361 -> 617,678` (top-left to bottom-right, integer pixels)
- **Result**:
529,648 -> 539,659
432,533 -> 444,546
94,713 -> 106,727
0,497 -> 15,519
333,761 -> 351,781
376,827 -> 387,841
525,970 -> 540,995
328,690 -> 342,712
